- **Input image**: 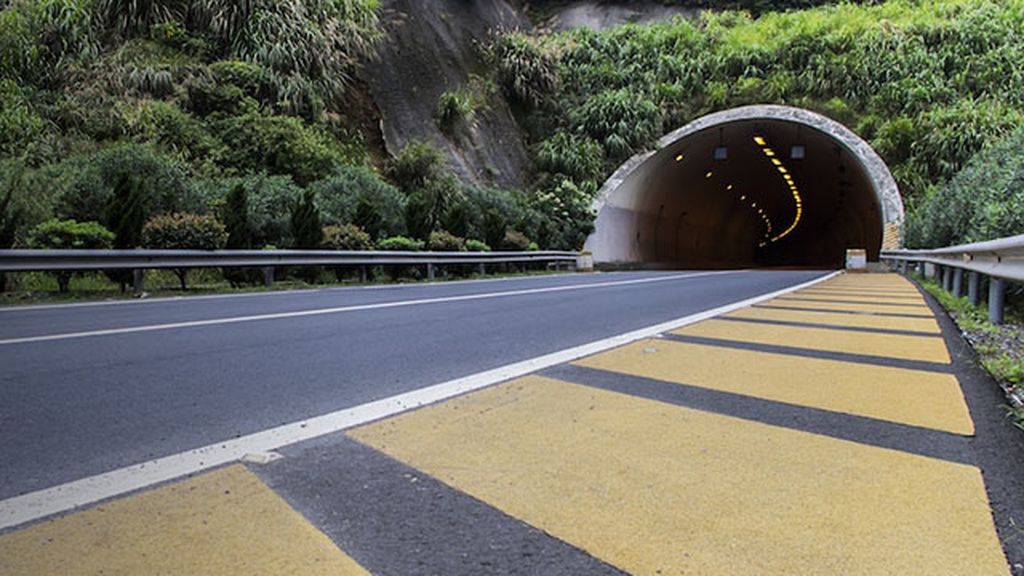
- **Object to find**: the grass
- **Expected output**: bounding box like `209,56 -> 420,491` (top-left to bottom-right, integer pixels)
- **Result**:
915,274 -> 1024,429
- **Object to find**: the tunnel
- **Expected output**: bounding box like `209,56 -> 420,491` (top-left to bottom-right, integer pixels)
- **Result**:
584,105 -> 905,269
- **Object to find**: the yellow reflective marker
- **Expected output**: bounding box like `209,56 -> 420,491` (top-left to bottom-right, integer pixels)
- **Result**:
351,377 -> 1006,575
674,318 -> 950,363
576,339 -> 972,434
0,465 -> 369,576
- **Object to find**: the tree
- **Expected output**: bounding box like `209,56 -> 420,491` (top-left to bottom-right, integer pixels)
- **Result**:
0,187 -> 21,292
290,189 -> 322,249
142,212 -> 227,290
222,183 -> 252,249
104,174 -> 148,292
27,219 -> 114,292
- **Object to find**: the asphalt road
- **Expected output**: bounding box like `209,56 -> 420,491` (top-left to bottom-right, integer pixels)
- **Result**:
0,270 -> 828,500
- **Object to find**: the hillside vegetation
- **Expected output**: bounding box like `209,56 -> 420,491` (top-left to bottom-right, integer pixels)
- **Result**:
0,0 -> 579,289
493,0 -> 1024,247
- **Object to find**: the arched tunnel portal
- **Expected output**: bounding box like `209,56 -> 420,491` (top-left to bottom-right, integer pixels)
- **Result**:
585,105 -> 905,269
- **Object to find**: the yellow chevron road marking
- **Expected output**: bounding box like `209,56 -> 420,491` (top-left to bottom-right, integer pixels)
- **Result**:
351,376 -> 1006,575
0,465 -> 368,576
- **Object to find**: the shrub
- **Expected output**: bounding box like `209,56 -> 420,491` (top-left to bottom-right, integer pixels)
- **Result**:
500,229 -> 532,251
128,100 -> 225,175
142,212 -> 227,289
27,218 -> 114,292
141,212 -> 227,250
405,176 -> 458,241
387,140 -> 446,194
186,60 -> 267,116
569,88 -> 662,161
491,32 -> 559,108
309,164 -> 405,239
214,108 -> 354,186
376,235 -> 424,251
427,230 -> 466,252
531,179 -> 596,251
321,223 -> 371,251
465,239 -> 490,252
535,131 -> 604,184
436,89 -> 474,134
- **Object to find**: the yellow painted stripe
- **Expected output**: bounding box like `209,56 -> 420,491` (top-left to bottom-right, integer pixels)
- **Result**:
674,318 -> 950,363
351,377 -> 1006,575
758,298 -> 934,317
575,339 -> 972,434
778,293 -> 929,306
725,306 -> 941,333
0,465 -> 369,576
801,288 -> 923,298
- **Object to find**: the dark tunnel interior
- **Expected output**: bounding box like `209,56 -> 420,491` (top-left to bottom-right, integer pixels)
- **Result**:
591,119 -> 884,269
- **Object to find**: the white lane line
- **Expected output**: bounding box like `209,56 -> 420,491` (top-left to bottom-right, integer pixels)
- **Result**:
0,272 -> 725,345
0,270 -> 607,313
0,270 -> 840,531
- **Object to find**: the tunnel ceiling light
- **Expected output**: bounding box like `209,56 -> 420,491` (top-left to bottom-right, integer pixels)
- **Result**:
675,153 -> 684,162
705,171 -> 713,178
755,135 -> 803,244
714,146 -> 728,160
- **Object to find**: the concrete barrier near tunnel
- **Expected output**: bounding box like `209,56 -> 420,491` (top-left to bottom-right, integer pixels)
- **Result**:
585,105 -> 905,269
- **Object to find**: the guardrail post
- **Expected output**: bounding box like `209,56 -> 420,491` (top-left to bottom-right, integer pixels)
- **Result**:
989,278 -> 1006,325
968,272 -> 981,306
900,260 -> 908,275
132,269 -> 145,296
952,268 -> 963,297
427,263 -> 435,281
941,266 -> 952,291
478,263 -> 485,276
360,266 -> 368,283
262,266 -> 274,288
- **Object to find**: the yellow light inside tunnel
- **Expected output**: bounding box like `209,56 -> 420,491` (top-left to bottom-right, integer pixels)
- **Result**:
754,136 -> 767,146
763,148 -> 776,157
771,158 -> 782,166
726,184 -> 734,191
675,154 -> 684,162
777,167 -> 788,175
705,171 -> 713,178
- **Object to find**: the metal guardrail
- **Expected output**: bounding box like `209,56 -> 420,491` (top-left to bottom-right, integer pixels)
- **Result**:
881,233 -> 1024,324
0,248 -> 581,293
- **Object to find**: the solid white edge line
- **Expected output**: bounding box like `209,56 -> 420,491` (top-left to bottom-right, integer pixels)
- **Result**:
0,270 -> 841,531
0,272 -> 720,345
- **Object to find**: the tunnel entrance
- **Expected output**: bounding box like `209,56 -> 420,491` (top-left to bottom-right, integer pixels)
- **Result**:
585,105 -> 904,269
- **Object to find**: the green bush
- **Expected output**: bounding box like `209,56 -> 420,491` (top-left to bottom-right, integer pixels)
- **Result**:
500,229 -> 532,251
436,89 -> 474,134
387,140 -> 446,194
907,124 -> 1024,248
427,230 -> 466,252
142,211 -> 227,289
490,32 -> 559,108
186,60 -> 267,116
376,235 -> 424,251
127,100 -> 225,175
142,212 -> 227,250
309,164 -> 405,239
27,218 -> 114,292
535,131 -> 604,184
321,223 -> 371,251
465,239 -> 490,252
214,108 -> 354,186
569,88 -> 662,161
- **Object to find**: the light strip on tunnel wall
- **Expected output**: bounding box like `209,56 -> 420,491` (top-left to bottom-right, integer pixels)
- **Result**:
753,135 -> 803,243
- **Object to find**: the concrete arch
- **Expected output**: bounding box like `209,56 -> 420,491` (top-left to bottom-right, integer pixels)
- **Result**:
585,105 -> 904,268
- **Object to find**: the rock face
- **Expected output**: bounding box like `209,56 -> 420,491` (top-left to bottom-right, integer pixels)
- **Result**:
535,1 -> 697,32
365,0 -> 533,189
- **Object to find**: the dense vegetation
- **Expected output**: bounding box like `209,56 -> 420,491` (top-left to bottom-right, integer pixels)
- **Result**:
0,0 -> 574,295
493,0 -> 1024,248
